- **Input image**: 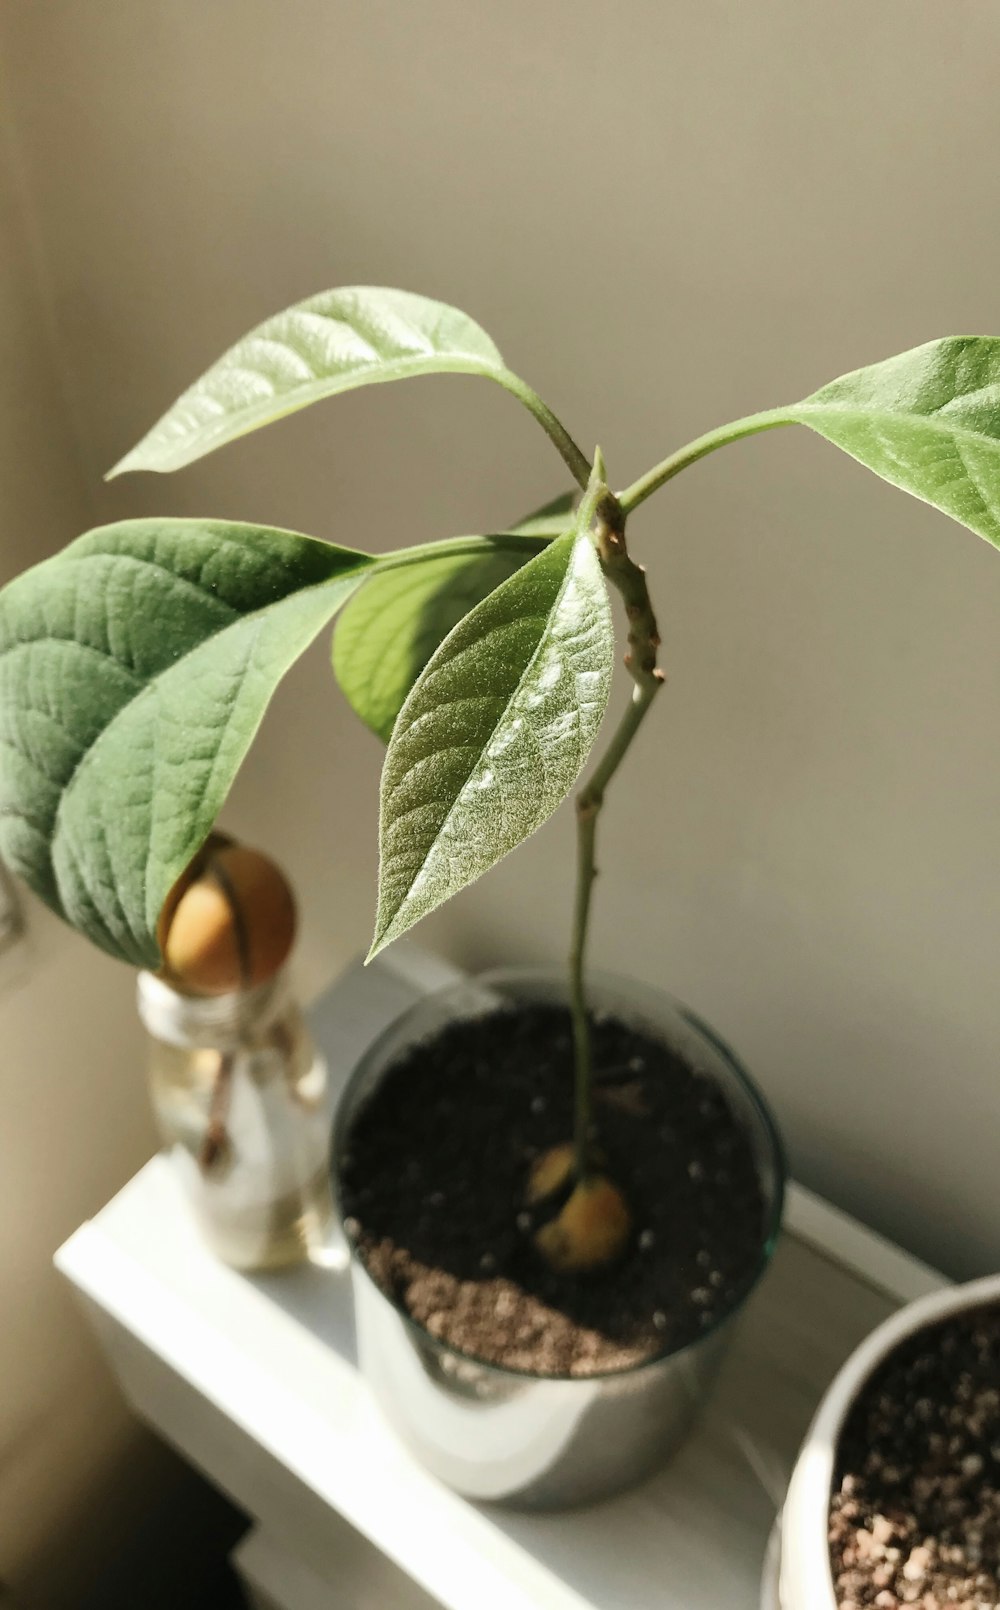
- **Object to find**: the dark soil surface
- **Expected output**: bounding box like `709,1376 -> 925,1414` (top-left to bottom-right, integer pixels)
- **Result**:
830,1305 -> 1000,1609
339,1003 -> 768,1377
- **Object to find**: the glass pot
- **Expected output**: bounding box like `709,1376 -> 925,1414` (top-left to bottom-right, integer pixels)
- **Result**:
333,968 -> 785,1509
138,968 -> 335,1270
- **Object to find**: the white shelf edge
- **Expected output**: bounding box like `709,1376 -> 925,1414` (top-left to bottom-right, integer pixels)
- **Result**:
232,1528 -> 330,1610
55,1199 -> 591,1610
783,1182 -> 945,1304
233,1522 -> 434,1610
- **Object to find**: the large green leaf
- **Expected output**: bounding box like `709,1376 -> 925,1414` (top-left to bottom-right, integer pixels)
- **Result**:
370,527 -> 612,957
332,493 -> 576,743
333,539 -> 544,743
790,337 -> 1000,549
108,287 -> 505,477
0,519 -> 371,965
508,490 -> 577,534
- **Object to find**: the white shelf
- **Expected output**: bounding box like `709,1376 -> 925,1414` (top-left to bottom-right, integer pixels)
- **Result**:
233,1521 -> 435,1610
56,949 -> 945,1610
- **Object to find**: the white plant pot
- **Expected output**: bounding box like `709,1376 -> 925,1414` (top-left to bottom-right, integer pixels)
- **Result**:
770,1271 -> 1000,1610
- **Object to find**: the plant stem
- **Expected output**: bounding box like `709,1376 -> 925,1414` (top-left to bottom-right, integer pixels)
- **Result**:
570,484 -> 664,1181
492,368 -> 593,491
375,531 -> 553,573
617,408 -> 795,515
570,791 -> 599,1175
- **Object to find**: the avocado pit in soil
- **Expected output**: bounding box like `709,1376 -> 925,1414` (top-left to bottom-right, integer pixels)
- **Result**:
339,1003 -> 767,1378
829,1306 -> 1000,1609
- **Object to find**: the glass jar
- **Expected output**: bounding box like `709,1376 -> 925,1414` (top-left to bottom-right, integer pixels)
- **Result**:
137,968 -> 335,1270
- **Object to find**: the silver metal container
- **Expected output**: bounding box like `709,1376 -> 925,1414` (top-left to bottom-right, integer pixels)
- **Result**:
333,968 -> 785,1509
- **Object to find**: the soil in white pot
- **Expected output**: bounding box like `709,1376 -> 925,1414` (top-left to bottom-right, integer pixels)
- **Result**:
339,1003 -> 765,1377
829,1305 -> 1000,1609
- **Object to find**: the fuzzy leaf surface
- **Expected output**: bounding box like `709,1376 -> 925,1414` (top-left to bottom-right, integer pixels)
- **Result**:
110,287 -> 505,476
333,493 -> 576,742
371,527 -> 612,955
0,519 -> 370,964
792,337 -> 1000,548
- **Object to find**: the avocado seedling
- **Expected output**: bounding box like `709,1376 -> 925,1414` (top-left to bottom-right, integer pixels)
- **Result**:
1,289 -> 997,1293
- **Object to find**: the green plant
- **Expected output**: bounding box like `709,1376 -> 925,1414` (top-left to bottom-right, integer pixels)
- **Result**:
2,288 -> 998,1250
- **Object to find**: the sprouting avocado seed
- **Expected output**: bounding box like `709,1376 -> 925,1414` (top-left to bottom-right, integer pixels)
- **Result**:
155,829 -> 234,957
526,1142 -> 576,1205
534,1175 -> 632,1273
161,843 -> 296,996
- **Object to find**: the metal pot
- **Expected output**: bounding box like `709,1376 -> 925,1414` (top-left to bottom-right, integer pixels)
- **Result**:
333,967 -> 785,1509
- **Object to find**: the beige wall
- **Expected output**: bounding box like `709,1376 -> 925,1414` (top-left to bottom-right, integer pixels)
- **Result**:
0,101 -> 175,1607
2,7 -> 1000,1572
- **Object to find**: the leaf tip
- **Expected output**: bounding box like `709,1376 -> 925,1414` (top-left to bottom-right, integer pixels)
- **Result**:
365,912 -> 393,965
106,437 -> 169,479
105,449 -> 140,481
366,897 -> 412,962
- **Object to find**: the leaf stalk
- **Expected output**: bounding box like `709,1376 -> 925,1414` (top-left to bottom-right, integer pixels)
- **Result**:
373,530 -> 553,574
492,369 -> 593,491
617,408 -> 794,514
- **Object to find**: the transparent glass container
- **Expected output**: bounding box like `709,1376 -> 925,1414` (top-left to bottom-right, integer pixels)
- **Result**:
138,968 -> 335,1270
334,968 -> 786,1508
